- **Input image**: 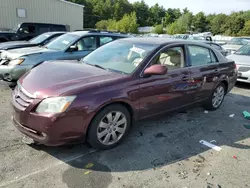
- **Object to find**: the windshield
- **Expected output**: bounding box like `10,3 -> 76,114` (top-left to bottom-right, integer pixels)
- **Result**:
45,33 -> 79,51
227,38 -> 250,45
82,40 -> 158,74
29,33 -> 52,44
235,45 -> 250,56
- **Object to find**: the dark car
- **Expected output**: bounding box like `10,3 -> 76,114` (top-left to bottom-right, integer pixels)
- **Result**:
12,38 -> 237,149
0,22 -> 67,42
0,31 -> 129,84
0,32 -> 65,53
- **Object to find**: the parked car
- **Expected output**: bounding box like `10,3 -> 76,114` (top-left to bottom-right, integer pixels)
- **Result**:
0,31 -> 129,83
11,38 -> 237,149
187,35 -> 213,41
0,22 -> 67,42
227,44 -> 250,83
223,37 -> 250,55
0,32 -> 65,54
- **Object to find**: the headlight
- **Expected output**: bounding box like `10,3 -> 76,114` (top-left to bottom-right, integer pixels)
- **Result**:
35,96 -> 76,113
8,59 -> 24,66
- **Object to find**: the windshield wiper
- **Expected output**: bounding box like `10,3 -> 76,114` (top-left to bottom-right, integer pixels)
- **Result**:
86,63 -> 106,70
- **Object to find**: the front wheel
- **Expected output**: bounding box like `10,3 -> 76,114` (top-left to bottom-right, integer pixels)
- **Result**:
204,83 -> 226,111
87,104 -> 131,149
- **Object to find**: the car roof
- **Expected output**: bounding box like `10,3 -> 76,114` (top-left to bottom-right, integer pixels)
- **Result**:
43,31 -> 66,35
69,31 -> 129,38
118,37 -> 215,48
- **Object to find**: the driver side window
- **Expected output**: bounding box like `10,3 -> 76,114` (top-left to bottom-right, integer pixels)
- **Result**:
152,46 -> 185,70
75,37 -> 97,51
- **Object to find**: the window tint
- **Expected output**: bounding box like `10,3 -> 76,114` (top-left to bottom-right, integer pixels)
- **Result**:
20,25 -> 36,34
152,47 -> 185,70
210,50 -> 218,63
100,36 -> 113,46
75,37 -> 97,51
38,27 -> 50,34
188,45 -> 213,66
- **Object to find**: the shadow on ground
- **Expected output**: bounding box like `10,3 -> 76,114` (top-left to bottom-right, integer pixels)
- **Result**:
31,92 -> 250,188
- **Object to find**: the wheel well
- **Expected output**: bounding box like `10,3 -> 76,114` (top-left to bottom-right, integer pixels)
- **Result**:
86,101 -> 134,137
0,38 -> 8,42
221,80 -> 228,92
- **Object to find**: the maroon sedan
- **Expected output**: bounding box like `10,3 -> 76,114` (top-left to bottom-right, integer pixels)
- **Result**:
12,38 -> 237,149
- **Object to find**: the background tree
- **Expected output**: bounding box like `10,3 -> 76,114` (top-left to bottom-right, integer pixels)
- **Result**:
153,24 -> 164,34
238,20 -> 250,36
165,8 -> 182,25
132,1 -> 150,26
68,0 -> 250,35
192,12 -> 208,32
149,3 -> 166,25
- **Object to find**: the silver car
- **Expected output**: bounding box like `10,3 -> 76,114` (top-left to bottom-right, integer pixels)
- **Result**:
223,37 -> 250,55
227,44 -> 250,83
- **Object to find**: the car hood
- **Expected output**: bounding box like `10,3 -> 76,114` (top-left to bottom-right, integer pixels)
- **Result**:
0,41 -> 33,50
227,54 -> 250,65
1,46 -> 53,60
223,44 -> 242,51
19,61 -> 126,98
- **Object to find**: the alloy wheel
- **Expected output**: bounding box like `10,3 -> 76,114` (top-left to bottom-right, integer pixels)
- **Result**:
97,111 -> 127,146
212,85 -> 225,108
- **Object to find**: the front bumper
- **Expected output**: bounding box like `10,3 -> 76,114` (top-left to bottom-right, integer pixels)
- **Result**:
11,85 -> 90,146
0,65 -> 28,82
237,65 -> 250,84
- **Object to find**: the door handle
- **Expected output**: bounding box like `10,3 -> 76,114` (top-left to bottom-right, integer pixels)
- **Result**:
181,76 -> 189,81
214,69 -> 219,73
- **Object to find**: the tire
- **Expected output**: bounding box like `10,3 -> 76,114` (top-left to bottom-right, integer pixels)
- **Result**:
87,104 -> 131,150
204,83 -> 226,111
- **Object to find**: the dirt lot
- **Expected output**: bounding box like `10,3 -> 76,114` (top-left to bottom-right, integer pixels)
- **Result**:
0,82 -> 250,188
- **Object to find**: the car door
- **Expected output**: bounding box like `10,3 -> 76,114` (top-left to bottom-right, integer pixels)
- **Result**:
139,45 -> 194,118
62,36 -> 98,60
187,44 -> 220,101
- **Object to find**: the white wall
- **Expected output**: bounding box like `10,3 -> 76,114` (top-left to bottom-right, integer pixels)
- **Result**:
0,0 -> 84,31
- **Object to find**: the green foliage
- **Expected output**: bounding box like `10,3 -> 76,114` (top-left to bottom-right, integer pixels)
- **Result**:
96,12 -> 138,33
133,0 -> 150,26
153,25 -> 164,34
238,20 -> 250,36
165,8 -> 182,25
68,0 -> 250,35
192,12 -> 209,32
149,3 -> 166,25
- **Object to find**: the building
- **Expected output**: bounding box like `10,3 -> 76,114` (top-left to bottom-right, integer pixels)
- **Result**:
0,0 -> 84,31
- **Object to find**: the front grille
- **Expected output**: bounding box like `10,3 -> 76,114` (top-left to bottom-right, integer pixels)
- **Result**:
13,85 -> 35,110
238,66 -> 250,72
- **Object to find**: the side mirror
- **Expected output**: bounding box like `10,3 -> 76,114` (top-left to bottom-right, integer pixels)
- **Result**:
68,45 -> 78,52
144,64 -> 168,76
18,28 -> 24,33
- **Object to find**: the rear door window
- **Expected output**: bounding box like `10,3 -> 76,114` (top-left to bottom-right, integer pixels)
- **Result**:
100,36 -> 114,46
188,45 -> 214,66
75,36 -> 97,51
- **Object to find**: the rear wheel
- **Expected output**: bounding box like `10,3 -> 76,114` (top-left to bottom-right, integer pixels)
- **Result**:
87,104 -> 131,149
204,83 -> 226,111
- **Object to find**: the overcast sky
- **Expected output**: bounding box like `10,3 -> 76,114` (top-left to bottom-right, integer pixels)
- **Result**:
128,0 -> 250,14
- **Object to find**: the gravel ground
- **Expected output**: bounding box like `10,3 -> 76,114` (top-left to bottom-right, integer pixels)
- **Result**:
0,82 -> 250,188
